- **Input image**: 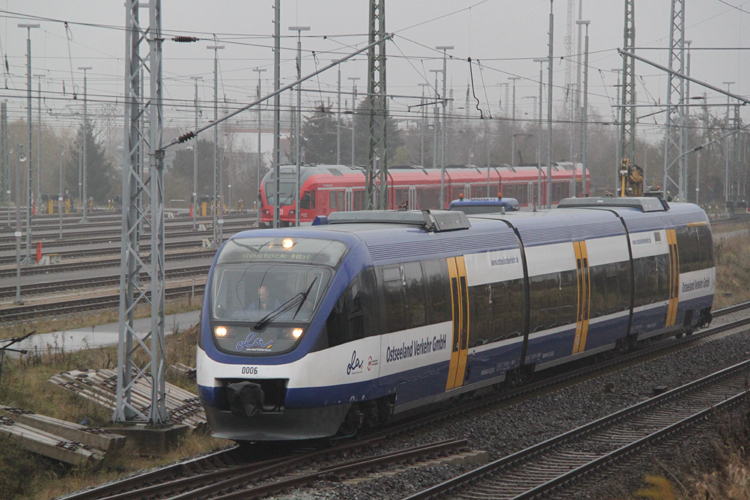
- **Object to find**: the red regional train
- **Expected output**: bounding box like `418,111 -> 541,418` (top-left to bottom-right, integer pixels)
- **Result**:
258,163 -> 588,227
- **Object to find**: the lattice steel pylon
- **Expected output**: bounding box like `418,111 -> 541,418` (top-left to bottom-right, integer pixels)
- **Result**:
731,104 -> 740,199
1,102 -> 7,205
114,0 -> 169,425
662,0 -> 686,201
365,0 -> 387,210
564,0 -> 576,162
620,0 -> 637,181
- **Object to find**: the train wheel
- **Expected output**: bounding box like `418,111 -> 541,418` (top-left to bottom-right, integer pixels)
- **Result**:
338,404 -> 364,436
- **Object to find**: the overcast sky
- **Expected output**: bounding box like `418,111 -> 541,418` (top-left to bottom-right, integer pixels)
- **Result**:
0,0 -> 748,146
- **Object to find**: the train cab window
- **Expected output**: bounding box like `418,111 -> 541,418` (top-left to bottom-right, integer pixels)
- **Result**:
300,191 -> 311,209
675,226 -> 700,273
697,225 -> 714,269
309,190 -> 316,209
382,265 -> 407,333
421,259 -> 452,324
403,262 -> 427,328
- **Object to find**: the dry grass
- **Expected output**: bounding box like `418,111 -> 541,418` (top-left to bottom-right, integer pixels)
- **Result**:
0,294 -> 203,341
0,321 -> 228,500
713,235 -> 750,309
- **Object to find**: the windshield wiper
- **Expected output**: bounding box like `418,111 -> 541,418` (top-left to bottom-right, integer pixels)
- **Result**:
292,277 -> 318,320
253,277 -> 319,330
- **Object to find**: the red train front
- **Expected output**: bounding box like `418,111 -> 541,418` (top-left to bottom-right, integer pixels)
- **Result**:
258,163 -> 589,227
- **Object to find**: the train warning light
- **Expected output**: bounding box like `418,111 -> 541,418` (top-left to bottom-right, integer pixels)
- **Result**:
282,238 -> 294,249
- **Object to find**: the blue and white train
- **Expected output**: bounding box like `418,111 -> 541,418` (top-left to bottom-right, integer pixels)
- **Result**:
197,197 -> 715,441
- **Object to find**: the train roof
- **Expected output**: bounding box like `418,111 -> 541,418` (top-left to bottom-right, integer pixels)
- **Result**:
260,163 -> 586,188
230,200 -> 708,266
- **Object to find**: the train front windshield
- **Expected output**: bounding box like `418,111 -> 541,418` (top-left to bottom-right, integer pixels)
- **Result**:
210,237 -> 347,355
264,180 -> 296,206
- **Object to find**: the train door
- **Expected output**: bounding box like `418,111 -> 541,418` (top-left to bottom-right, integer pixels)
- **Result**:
572,241 -> 591,354
345,188 -> 353,211
446,256 -> 470,390
666,229 -> 680,327
409,186 -> 417,209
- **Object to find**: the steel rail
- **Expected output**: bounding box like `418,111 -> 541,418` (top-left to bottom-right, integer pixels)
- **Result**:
0,249 -> 215,280
0,284 -> 207,322
404,359 -> 750,500
0,264 -> 211,299
0,238 -> 212,265
62,438 -> 387,500
176,439 -> 467,500
0,219 -> 254,249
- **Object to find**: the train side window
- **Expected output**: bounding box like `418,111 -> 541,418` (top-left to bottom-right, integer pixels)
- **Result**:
468,284 -> 491,346
421,259 -> 451,324
589,265 -> 605,318
506,278 -> 524,337
548,273 -> 563,327
559,270 -> 577,324
359,267 -> 380,337
529,274 -> 549,333
337,191 -> 345,211
327,292 -> 349,347
329,191 -> 337,210
616,260 -> 631,311
490,282 -> 508,341
604,263 -> 620,314
655,254 -> 670,301
382,265 -> 407,333
633,258 -> 647,307
403,262 -> 427,328
347,276 -> 364,341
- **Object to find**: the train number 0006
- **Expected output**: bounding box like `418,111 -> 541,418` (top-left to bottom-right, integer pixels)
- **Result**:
241,366 -> 258,375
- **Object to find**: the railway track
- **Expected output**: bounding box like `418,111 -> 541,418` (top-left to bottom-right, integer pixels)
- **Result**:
404,358 -> 750,500
0,219 -> 255,250
0,283 -> 207,322
0,264 -> 211,299
0,238 -> 213,266
62,437 -> 468,500
0,249 -> 215,280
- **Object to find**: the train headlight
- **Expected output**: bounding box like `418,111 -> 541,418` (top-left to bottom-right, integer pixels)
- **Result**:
282,238 -> 294,249
215,326 -> 228,337
292,328 -> 304,338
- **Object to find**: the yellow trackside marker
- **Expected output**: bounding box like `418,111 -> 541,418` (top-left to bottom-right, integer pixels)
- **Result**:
446,257 -> 460,390
454,256 -> 470,388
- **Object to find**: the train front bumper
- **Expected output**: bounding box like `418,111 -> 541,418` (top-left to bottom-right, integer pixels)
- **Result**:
203,403 -> 350,441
